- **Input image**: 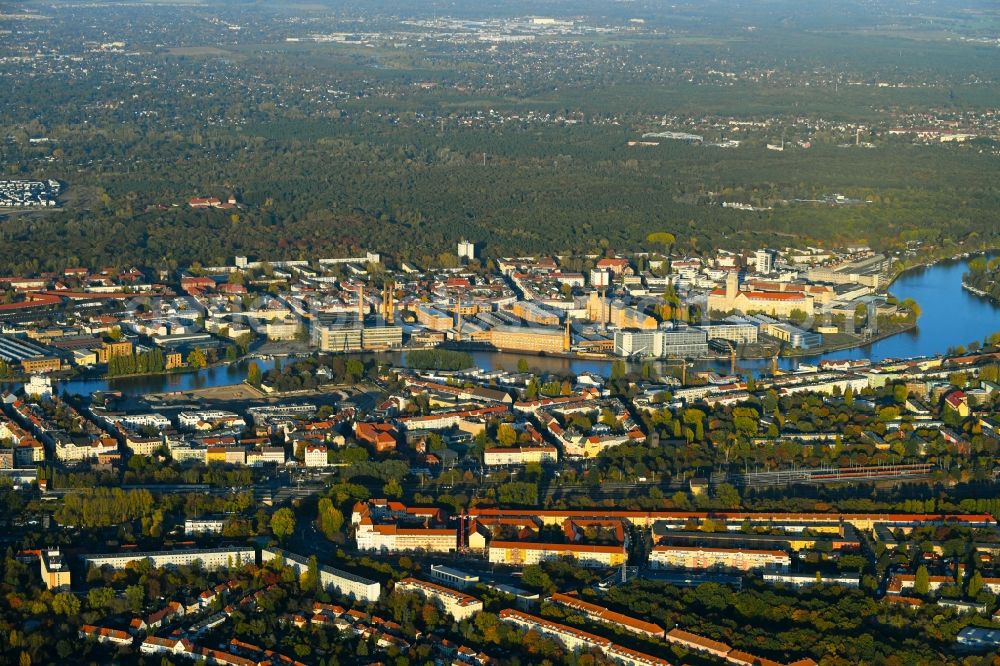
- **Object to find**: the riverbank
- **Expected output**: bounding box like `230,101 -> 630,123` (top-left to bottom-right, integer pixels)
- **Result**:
780,322 -> 917,358
145,382 -> 266,404
962,280 -> 999,305
883,246 -> 995,290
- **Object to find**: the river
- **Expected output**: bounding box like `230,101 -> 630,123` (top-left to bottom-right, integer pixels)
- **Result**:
33,254 -> 1000,395
473,253 -> 1000,377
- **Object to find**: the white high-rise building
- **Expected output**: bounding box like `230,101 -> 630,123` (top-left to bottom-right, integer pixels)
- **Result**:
458,240 -> 476,260
754,249 -> 775,275
589,269 -> 610,289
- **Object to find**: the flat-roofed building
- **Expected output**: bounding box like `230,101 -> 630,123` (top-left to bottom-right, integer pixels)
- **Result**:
248,446 -> 285,466
362,323 -> 403,350
177,410 -> 245,431
430,564 -> 479,590
40,548 -> 71,590
511,301 -> 560,326
760,322 -> 823,349
21,357 -> 62,373
699,321 -> 759,345
614,327 -> 709,359
96,340 -> 134,364
314,321 -> 363,352
488,324 -> 568,354
649,544 -> 789,572
184,517 -> 226,535
807,253 -> 890,288
117,413 -> 172,431
488,541 -> 626,568
416,304 -> 453,331
763,572 -> 861,588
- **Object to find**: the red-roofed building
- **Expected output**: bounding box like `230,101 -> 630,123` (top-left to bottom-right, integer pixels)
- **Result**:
549,592 -> 664,638
596,258 -> 633,275
354,422 -> 398,453
181,276 -> 216,293
79,624 -> 133,647
667,627 -> 731,659
943,390 -> 970,417
188,197 -> 222,208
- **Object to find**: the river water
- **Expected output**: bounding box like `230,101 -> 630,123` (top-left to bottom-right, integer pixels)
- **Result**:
36,254 -> 1000,395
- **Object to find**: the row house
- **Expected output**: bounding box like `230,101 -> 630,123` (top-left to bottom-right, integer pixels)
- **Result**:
79,624 -> 133,647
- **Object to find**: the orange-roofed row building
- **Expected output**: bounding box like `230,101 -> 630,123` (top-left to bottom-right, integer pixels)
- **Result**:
548,591 -> 665,638
499,609 -> 670,666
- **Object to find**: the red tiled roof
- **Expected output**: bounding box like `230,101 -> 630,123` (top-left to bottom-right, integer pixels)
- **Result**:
667,627 -> 731,654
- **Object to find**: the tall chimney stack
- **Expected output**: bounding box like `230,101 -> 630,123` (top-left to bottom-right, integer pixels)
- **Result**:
387,281 -> 395,324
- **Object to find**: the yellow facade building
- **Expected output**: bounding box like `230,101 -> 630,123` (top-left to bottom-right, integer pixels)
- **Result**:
488,541 -> 626,568
488,324 -> 569,354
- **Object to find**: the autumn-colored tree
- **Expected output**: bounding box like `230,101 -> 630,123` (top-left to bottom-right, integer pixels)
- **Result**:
270,507 -> 296,542
497,423 -> 518,447
247,361 -> 262,387
187,348 -> 207,369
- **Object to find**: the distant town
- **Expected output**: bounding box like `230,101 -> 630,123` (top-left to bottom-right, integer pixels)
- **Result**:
0,179 -> 61,208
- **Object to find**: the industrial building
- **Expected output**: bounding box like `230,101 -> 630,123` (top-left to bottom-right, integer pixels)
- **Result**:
614,326 -> 709,358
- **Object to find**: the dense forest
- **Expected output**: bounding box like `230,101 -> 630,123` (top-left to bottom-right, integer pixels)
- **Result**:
0,2 -> 998,273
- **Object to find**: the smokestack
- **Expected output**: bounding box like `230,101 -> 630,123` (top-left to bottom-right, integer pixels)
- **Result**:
563,318 -> 571,352
357,284 -> 365,323
387,281 -> 395,324
455,294 -> 462,341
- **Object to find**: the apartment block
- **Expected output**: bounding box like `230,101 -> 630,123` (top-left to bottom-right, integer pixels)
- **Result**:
649,545 -> 790,572
395,577 -> 483,621
488,541 -> 627,568
262,548 -> 380,603
40,548 -> 72,590
83,547 -> 255,572
483,445 -> 558,466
